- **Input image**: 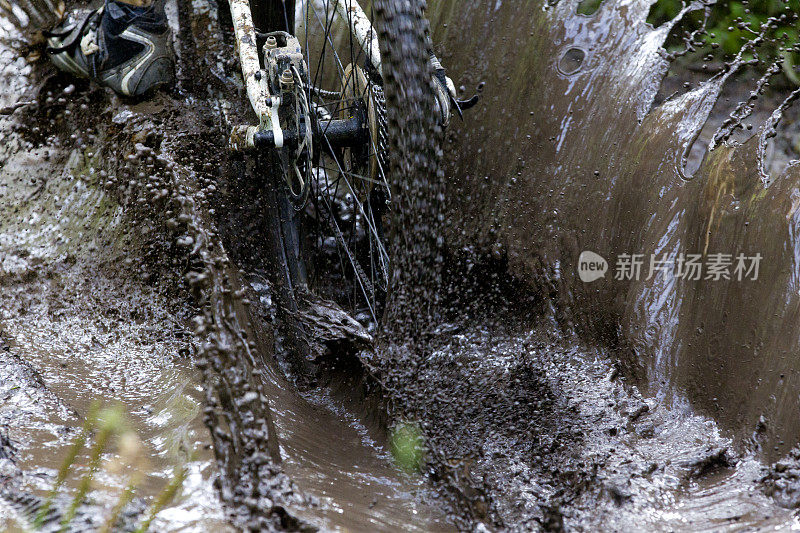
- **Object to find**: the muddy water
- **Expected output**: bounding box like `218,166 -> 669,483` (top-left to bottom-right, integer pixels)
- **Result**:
1,272 -> 230,532
429,0 -> 800,461
1,5 -> 457,531
244,281 -> 451,532
0,59 -> 230,530
8,0 -> 800,530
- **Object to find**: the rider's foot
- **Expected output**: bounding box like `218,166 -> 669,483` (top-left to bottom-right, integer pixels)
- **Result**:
45,0 -> 175,97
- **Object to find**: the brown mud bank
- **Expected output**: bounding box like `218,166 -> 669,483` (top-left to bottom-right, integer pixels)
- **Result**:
429,0 -> 800,462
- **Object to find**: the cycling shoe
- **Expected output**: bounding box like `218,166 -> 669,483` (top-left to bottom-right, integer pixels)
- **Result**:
45,0 -> 174,97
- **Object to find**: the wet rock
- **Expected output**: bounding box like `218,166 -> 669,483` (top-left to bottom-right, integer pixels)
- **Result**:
605,480 -> 633,506
297,292 -> 373,360
680,446 -> 735,480
762,446 -> 800,508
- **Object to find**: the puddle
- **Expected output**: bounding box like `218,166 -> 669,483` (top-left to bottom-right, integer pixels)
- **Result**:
558,47 -> 586,75
0,103 -> 230,528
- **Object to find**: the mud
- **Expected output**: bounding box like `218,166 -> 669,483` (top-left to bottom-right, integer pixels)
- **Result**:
6,0 -> 800,531
0,93 -> 229,533
427,0 -> 800,462
2,2 -> 455,530
356,255 -> 800,529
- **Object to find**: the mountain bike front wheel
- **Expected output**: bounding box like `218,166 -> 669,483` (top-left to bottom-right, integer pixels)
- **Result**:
249,0 -> 440,329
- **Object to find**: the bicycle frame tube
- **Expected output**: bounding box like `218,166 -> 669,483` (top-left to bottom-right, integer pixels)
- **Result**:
334,0 -> 382,75
229,0 -> 269,122
228,0 -> 284,149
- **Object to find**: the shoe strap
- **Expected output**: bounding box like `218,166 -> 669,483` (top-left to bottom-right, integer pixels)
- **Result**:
44,9 -> 101,54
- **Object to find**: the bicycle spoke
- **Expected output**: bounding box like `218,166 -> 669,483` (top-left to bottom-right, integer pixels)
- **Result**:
314,166 -> 379,321
292,0 -> 391,320
318,142 -> 390,270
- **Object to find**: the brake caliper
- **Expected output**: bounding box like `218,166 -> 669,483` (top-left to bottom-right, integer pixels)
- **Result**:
262,32 -> 313,202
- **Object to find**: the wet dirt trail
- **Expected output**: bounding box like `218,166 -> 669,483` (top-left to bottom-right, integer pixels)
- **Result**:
242,281 -> 451,531
5,0 -> 800,531
0,5 -> 453,532
0,25 -> 230,528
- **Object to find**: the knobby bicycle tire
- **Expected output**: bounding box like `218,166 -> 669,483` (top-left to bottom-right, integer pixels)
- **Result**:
247,0 -> 440,379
